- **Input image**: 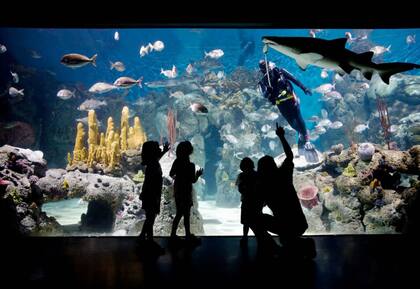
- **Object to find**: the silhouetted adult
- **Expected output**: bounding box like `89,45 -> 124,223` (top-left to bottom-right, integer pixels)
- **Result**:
170,141 -> 203,241
257,123 -> 315,257
138,141 -> 169,241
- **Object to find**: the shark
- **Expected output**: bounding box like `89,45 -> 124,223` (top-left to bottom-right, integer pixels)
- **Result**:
262,36 -> 420,84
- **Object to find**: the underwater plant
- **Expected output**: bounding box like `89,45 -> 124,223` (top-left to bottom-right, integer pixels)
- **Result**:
376,95 -> 391,149
8,186 -> 23,205
132,170 -> 145,183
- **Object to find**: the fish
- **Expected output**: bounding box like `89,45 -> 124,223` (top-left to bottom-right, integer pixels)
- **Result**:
202,85 -> 216,95
269,140 -> 277,151
330,121 -> 343,129
114,31 -> 119,41
76,117 -> 102,127
233,151 -> 244,159
161,65 -> 177,78
314,83 -> 335,94
0,44 -> 7,54
145,78 -> 197,88
205,49 -> 224,59
30,50 -> 42,59
78,99 -> 107,111
109,61 -> 126,72
320,69 -> 329,79
324,90 -> 343,100
321,109 -> 328,119
263,130 -> 277,139
354,122 -> 369,133
9,87 -> 24,97
10,71 -> 19,83
406,35 -> 416,45
139,44 -> 153,57
57,89 -> 75,100
113,77 -> 143,89
169,91 -> 185,98
190,102 -> 208,113
345,32 -> 368,43
88,82 -> 116,94
370,45 -> 391,56
262,36 -> 420,84
249,152 -> 265,159
266,112 -> 279,121
318,119 -> 332,127
261,124 -> 271,133
217,71 -> 225,79
315,125 -> 327,134
309,133 -> 320,141
150,40 -> 164,52
225,134 -> 239,144
388,124 -> 398,133
61,53 -> 97,68
186,64 -> 194,75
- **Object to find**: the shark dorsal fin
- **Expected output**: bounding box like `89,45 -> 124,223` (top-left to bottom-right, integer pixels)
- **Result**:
329,38 -> 348,48
358,51 -> 374,62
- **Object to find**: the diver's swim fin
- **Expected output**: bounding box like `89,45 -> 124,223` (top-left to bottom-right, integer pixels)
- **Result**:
303,148 -> 319,163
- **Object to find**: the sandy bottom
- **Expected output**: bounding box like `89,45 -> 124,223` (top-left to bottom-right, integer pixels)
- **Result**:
42,198 -> 88,226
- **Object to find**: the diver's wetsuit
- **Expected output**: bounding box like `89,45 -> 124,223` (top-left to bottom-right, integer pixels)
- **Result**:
258,67 -> 310,146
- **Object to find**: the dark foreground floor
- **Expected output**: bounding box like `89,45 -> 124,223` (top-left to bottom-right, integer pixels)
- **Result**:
2,235 -> 419,289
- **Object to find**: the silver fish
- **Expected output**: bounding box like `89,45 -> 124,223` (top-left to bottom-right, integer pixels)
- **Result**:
61,53 -> 97,68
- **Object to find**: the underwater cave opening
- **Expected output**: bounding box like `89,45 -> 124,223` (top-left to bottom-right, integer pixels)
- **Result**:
203,124 -> 223,200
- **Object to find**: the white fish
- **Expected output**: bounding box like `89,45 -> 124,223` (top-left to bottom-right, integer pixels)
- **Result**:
261,124 -> 271,133
186,64 -> 194,75
204,49 -> 224,59
406,35 -> 416,45
264,130 -> 277,139
321,109 -> 328,119
139,45 -> 151,57
309,133 -> 320,141
388,124 -> 398,133
202,85 -> 216,95
234,151 -> 244,160
109,61 -> 126,72
334,73 -> 344,82
114,31 -> 119,41
89,82 -> 116,94
269,140 -> 276,151
320,69 -> 329,79
161,65 -> 177,78
249,152 -> 265,159
10,71 -> 19,83
266,112 -> 279,121
0,44 -> 7,54
78,99 -> 107,111
190,102 -> 208,113
30,50 -> 42,59
76,117 -> 102,127
318,119 -> 332,128
315,125 -> 327,134
57,89 -> 75,100
370,45 -> 391,56
225,134 -> 239,144
325,91 -> 343,100
357,82 -> 370,90
354,122 -> 369,133
151,40 -> 164,52
217,71 -> 225,79
9,87 -> 24,97
247,112 -> 260,121
309,29 -> 322,38
330,121 -> 343,129
345,32 -> 368,42
170,91 -> 184,98
314,83 -> 335,94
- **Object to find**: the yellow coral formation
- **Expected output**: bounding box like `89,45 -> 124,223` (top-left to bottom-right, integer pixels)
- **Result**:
68,106 -> 146,170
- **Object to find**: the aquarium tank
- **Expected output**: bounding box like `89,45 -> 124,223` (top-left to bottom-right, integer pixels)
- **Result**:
0,28 -> 419,236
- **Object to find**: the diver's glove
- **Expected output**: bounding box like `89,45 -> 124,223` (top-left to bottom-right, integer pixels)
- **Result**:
304,88 -> 312,96
304,141 -> 314,150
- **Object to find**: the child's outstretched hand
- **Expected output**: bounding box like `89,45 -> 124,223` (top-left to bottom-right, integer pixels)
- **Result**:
196,168 -> 204,177
275,122 -> 285,137
162,142 -> 170,154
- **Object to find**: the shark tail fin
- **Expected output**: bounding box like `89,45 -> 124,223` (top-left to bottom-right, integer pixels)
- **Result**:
387,45 -> 392,52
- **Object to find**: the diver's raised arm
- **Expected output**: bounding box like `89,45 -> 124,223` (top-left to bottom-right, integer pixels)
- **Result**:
280,68 -> 312,96
275,122 -> 293,160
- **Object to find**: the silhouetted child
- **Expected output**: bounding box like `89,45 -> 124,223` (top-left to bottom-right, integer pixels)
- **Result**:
236,157 -> 259,245
170,141 -> 203,241
138,141 -> 169,241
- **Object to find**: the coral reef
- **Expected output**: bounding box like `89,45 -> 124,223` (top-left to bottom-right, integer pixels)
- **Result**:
67,106 -> 147,175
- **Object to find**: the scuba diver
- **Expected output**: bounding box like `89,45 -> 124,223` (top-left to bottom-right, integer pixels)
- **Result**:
258,59 -> 319,163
